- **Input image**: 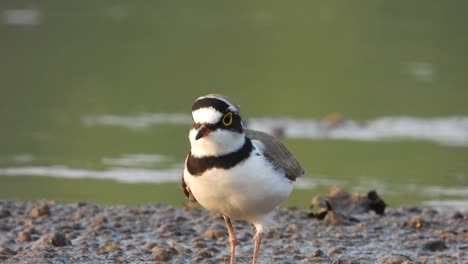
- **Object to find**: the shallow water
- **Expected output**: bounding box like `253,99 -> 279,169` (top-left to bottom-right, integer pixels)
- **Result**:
0,1 -> 467,209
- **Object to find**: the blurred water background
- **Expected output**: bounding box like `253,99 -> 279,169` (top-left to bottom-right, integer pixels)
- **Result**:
1,1 -> 467,209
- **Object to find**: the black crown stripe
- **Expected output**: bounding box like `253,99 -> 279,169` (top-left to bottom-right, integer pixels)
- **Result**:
192,97 -> 231,113
186,137 -> 253,176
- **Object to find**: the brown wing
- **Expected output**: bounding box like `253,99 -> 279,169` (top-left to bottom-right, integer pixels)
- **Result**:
181,170 -> 197,202
245,129 -> 305,181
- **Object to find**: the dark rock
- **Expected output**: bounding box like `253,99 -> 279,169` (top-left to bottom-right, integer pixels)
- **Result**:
423,239 -> 448,252
451,212 -> 464,220
32,232 -> 71,249
193,248 -> 212,261
0,246 -> 17,255
0,208 -> 11,218
312,249 -> 324,257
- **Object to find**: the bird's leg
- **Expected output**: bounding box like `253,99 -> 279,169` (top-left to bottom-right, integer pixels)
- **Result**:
223,216 -> 237,264
252,230 -> 262,264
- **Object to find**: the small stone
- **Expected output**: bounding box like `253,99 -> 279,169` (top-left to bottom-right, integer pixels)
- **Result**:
193,249 -> 212,261
29,204 -> 50,217
32,232 -> 71,249
99,242 -> 121,252
0,246 -> 16,255
422,239 -> 448,252
311,240 -> 321,247
202,229 -> 224,240
410,216 -> 424,228
452,212 -> 464,219
0,222 -> 10,231
378,253 -> 412,264
329,246 -> 343,254
0,208 -> 11,218
194,241 -> 207,248
143,242 -> 157,250
91,216 -> 107,226
284,244 -> 300,254
151,249 -> 171,261
18,232 -> 31,242
312,249 -> 324,257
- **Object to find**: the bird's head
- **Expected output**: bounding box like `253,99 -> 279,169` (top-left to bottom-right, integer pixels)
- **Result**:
189,94 -> 245,157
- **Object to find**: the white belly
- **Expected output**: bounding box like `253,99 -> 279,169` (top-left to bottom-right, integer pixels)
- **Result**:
184,154 -> 294,223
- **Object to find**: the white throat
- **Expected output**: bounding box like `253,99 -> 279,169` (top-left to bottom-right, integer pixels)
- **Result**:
189,129 -> 245,157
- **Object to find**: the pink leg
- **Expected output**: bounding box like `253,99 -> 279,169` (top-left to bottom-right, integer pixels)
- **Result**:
223,216 -> 237,264
252,231 -> 262,264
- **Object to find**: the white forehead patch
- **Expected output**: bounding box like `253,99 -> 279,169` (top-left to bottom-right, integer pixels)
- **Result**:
192,107 -> 223,124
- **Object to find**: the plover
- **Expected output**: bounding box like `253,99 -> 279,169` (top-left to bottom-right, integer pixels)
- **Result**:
182,94 -> 304,264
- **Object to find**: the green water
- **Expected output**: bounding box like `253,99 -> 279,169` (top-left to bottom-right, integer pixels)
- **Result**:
1,1 -> 467,208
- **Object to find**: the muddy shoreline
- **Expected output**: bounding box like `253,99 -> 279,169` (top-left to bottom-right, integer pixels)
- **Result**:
0,200 -> 467,263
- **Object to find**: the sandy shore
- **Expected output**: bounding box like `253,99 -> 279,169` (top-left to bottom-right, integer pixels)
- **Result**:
0,200 -> 467,263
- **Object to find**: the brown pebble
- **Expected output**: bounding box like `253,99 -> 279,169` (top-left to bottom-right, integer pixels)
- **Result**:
30,204 -> 50,217
329,246 -> 343,254
0,222 -> 10,231
410,216 -> 424,228
194,241 -> 207,248
151,249 -> 171,261
202,229 -> 224,240
99,242 -> 121,252
422,239 -> 448,252
143,242 -> 157,250
285,244 -> 300,254
193,249 -> 212,260
0,246 -> 17,255
91,216 -> 107,226
312,249 -> 324,257
18,232 -> 31,242
324,211 -> 345,226
33,232 -> 71,249
378,253 -> 412,264
311,240 -> 321,247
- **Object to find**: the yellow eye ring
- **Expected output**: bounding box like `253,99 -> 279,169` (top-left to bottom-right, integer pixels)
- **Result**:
222,112 -> 233,126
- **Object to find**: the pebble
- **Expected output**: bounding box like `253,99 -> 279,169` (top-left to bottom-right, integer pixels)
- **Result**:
32,232 -> 71,249
151,249 -> 171,261
311,249 -> 324,257
99,242 -> 121,252
0,208 -> 11,218
29,204 -> 50,217
378,253 -> 412,264
422,239 -> 448,252
18,232 -> 31,242
410,216 -> 425,228
202,229 -> 224,240
0,246 -> 16,255
329,246 -> 343,254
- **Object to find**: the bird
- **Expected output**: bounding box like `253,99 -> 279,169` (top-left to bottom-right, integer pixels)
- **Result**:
182,94 -> 304,264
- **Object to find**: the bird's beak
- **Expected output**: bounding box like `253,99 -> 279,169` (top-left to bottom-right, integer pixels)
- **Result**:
195,125 -> 212,140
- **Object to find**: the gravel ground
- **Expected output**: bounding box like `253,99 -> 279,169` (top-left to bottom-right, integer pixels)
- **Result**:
0,200 -> 467,264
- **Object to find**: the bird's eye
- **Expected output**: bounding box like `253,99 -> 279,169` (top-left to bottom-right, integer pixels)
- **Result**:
222,112 -> 233,126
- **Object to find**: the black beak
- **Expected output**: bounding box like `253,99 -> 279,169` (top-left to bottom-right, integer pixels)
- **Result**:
195,125 -> 212,140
